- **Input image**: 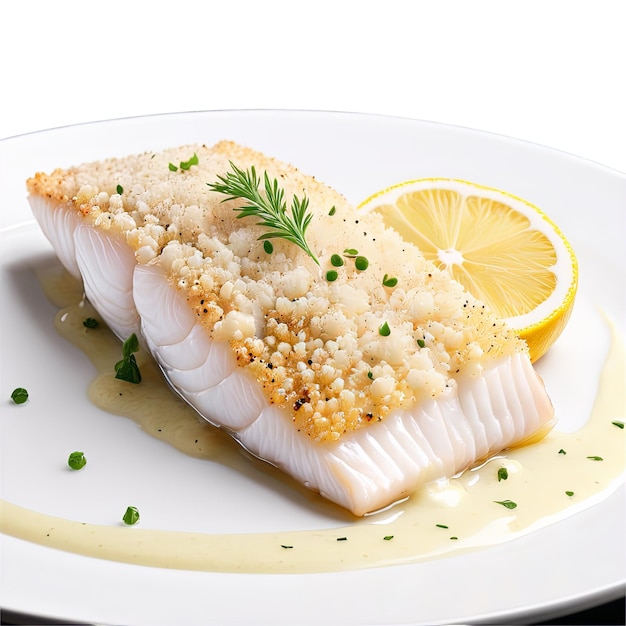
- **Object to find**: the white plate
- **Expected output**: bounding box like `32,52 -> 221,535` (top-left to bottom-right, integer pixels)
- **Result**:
1,110 -> 624,626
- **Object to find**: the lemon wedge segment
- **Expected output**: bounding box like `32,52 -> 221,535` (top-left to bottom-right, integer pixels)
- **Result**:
359,178 -> 578,362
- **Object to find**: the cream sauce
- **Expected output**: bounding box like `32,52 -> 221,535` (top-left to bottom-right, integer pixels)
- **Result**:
1,266 -> 624,573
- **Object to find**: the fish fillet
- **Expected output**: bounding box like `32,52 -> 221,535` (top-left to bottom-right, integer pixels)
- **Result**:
27,141 -> 554,516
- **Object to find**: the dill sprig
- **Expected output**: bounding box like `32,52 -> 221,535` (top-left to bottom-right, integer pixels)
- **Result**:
208,162 -> 319,265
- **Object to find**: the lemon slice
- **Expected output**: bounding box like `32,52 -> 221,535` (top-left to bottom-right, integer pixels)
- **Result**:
359,178 -> 578,362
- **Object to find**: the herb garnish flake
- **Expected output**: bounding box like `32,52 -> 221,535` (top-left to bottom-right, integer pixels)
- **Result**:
10,387 -> 28,404
115,333 -> 142,384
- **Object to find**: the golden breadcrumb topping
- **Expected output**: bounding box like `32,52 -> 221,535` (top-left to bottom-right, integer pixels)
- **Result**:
27,140 -> 525,441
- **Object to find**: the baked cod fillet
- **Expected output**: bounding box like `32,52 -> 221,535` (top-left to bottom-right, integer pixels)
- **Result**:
27,141 -> 554,516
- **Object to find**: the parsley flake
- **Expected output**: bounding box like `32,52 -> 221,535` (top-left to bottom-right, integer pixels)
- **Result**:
179,153 -> 199,170
10,387 -> 28,404
122,506 -> 140,526
330,254 -> 344,267
67,451 -> 87,470
497,467 -> 509,481
382,273 -> 398,287
114,333 -> 142,384
354,256 -> 369,271
379,321 -> 391,336
494,499 -> 517,509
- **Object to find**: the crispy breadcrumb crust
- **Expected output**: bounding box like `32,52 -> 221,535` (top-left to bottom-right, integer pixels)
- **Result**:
27,140 -> 525,441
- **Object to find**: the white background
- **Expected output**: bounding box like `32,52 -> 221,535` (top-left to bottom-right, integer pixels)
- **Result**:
1,0 -> 624,173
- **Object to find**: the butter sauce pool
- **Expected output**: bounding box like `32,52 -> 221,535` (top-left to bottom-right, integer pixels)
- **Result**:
0,266 -> 624,573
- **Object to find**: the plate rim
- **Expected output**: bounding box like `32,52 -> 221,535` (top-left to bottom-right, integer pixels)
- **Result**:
2,106 -> 625,179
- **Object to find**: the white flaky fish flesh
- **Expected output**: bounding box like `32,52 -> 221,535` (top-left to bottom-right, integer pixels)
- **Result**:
27,141 -> 554,516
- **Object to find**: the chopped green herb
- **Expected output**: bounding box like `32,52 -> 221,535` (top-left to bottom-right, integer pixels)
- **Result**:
114,333 -> 142,384
612,421 -> 624,429
330,254 -> 344,267
379,321 -> 391,336
114,353 -> 141,383
497,467 -> 509,481
383,535 -> 394,541
450,536 -> 458,540
382,274 -> 398,287
586,455 -> 603,461
343,248 -> 359,256
565,491 -> 574,497
417,338 -> 426,348
208,163 -> 319,265
123,334 -> 139,356
168,162 -> 178,172
326,270 -> 339,282
179,152 -> 199,170
281,544 -> 294,549
367,371 -> 374,381
10,387 -> 28,404
83,317 -> 99,329
558,449 -> 567,455
355,256 -> 369,271
116,184 -> 123,195
263,240 -> 273,254
122,506 -> 140,526
336,536 -> 347,541
494,499 -> 517,509
436,524 -> 449,529
67,451 -> 86,470
328,206 -> 336,216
